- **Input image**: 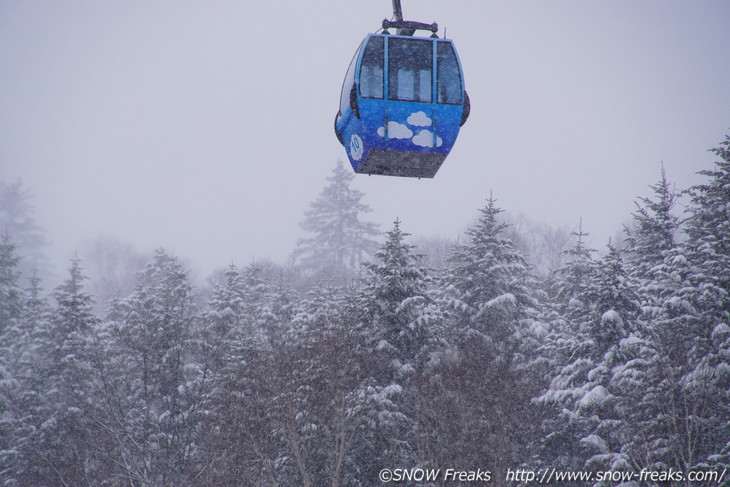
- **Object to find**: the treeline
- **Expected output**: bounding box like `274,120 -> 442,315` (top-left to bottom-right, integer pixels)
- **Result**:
0,137 -> 729,486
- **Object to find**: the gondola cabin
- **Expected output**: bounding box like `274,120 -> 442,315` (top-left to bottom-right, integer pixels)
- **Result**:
335,33 -> 469,178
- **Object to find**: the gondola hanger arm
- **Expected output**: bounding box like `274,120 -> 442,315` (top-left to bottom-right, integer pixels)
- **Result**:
393,0 -> 403,22
383,0 -> 438,37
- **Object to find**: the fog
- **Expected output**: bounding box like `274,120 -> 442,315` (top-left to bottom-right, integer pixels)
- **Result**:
2,0 -> 729,280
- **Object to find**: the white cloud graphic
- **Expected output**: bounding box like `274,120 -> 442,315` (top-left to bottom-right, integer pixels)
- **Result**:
377,121 -> 413,139
412,130 -> 443,148
407,111 -> 432,127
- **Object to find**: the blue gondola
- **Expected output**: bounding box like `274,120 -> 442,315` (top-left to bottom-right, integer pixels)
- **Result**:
335,1 -> 469,179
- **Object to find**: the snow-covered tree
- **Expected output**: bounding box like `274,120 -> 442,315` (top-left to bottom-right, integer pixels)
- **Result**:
540,242 -> 644,484
353,220 -> 444,478
535,224 -> 596,472
203,280 -> 388,487
276,285 -> 380,487
361,219 -> 440,379
0,235 -> 24,486
0,235 -> 23,340
639,136 -> 730,476
552,221 -> 596,310
429,196 -> 541,483
539,222 -> 597,382
685,135 -> 730,320
199,264 -> 248,377
0,240 -> 52,487
624,166 -> 679,283
98,249 -> 207,486
293,161 -> 380,282
197,262 -> 279,486
11,259 -> 107,486
0,181 -> 47,284
444,196 -> 537,334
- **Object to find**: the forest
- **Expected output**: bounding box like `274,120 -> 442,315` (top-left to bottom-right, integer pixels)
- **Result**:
0,136 -> 729,487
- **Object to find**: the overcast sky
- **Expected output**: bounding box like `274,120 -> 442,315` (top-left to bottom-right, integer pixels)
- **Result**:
2,0 -> 729,280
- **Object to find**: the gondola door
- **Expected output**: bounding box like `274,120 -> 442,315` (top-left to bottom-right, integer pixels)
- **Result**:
431,40 -> 465,156
384,37 -> 437,154
353,35 -> 386,173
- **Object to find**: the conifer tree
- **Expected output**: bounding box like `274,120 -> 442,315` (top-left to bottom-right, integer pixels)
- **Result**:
540,243 -> 643,482
0,235 -> 24,486
17,259 -> 105,486
553,221 -> 596,311
541,222 -> 596,372
599,169 -> 685,476
643,136 -> 730,475
22,271 -> 47,346
293,161 -> 380,282
626,245 -> 718,475
0,181 -> 47,283
624,166 -> 679,283
0,247 -> 50,487
0,235 -> 23,337
432,196 -> 540,482
276,284 -> 380,487
198,263 -> 282,487
204,281 -> 385,487
100,249 -> 207,485
584,245 -> 642,357
361,219 -> 439,379
536,223 -> 597,473
201,264 -> 246,371
356,220 -> 442,478
239,262 -> 285,346
685,135 -> 730,319
444,197 -> 537,336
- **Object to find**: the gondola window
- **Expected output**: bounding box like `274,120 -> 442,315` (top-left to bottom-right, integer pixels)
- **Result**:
388,38 -> 432,102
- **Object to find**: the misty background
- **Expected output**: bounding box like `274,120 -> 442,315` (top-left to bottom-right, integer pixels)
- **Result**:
2,0 -> 730,281
2,2 -> 730,484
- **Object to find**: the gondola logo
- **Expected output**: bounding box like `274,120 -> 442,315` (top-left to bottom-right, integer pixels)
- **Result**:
350,134 -> 364,161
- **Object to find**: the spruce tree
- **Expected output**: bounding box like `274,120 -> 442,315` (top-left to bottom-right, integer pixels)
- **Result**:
0,235 -> 23,337
278,285 -> 377,487
537,223 -> 597,475
0,249 -> 50,487
685,135 -> 730,319
18,259 -> 104,486
624,166 -> 679,284
356,220 -> 442,479
199,263 -> 282,487
202,264 -> 246,369
433,196 -> 540,482
552,221 -> 596,318
204,281 -> 383,487
361,219 -> 439,379
101,249 -> 206,485
0,235 -> 24,486
540,243 -> 643,483
652,136 -> 730,475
